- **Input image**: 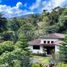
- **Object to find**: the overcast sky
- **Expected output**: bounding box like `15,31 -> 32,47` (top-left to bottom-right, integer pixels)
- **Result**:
0,0 -> 67,18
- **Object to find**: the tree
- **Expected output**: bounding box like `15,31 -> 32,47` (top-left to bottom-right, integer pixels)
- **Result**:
58,9 -> 67,33
0,14 -> 8,41
0,41 -> 14,55
0,14 -> 7,33
45,7 -> 67,33
2,31 -> 15,41
59,36 -> 67,63
0,33 -> 31,67
8,17 -> 21,43
36,10 -> 49,35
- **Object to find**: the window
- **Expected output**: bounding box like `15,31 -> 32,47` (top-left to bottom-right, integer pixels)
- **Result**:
44,41 -> 46,43
51,41 -> 54,43
47,41 -> 50,44
33,45 -> 40,50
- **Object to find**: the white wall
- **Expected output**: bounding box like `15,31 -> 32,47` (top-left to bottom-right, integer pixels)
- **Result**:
28,46 -> 44,54
28,45 -> 60,54
55,45 -> 59,54
41,39 -> 58,44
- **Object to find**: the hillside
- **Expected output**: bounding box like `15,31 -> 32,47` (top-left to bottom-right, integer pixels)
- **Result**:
0,6 -> 67,66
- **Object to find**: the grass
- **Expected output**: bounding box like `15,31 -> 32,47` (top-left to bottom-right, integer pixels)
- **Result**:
56,63 -> 67,67
32,64 -> 40,67
32,55 -> 67,67
33,56 -> 49,63
32,55 -> 50,67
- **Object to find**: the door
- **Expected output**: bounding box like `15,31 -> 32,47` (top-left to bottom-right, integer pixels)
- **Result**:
43,46 -> 55,55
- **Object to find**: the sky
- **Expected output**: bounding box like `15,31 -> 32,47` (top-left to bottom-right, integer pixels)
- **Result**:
0,0 -> 67,18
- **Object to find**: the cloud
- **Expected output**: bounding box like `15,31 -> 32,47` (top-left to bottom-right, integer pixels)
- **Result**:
0,0 -> 66,18
16,2 -> 22,8
42,0 -> 67,11
0,2 -> 33,18
29,0 -> 67,12
52,0 -> 66,7
29,0 -> 41,10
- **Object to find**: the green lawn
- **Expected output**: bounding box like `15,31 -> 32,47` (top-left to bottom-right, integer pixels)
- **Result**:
33,55 -> 49,64
56,63 -> 67,67
32,55 -> 50,67
32,55 -> 67,67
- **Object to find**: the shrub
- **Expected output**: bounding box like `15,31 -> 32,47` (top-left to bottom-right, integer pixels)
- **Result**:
32,64 -> 40,67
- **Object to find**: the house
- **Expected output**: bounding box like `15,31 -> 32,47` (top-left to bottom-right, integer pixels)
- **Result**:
28,33 -> 65,55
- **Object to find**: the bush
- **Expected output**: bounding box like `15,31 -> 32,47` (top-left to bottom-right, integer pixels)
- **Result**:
0,41 -> 14,55
32,64 -> 40,67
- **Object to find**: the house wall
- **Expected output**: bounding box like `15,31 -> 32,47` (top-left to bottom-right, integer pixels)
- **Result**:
28,46 -> 44,54
28,45 -> 60,54
55,45 -> 60,54
28,39 -> 60,54
40,39 -> 58,44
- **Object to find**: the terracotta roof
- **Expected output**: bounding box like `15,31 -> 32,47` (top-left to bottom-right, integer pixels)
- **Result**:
28,39 -> 41,45
28,39 -> 62,46
28,33 -> 65,46
41,33 -> 65,39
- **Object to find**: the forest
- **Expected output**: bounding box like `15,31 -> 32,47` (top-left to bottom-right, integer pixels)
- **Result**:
0,6 -> 67,66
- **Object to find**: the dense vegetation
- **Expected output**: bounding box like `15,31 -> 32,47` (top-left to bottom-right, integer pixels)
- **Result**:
0,7 -> 67,41
0,6 -> 67,66
59,36 -> 67,63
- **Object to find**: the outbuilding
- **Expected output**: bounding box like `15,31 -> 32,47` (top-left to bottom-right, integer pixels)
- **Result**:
28,33 -> 65,55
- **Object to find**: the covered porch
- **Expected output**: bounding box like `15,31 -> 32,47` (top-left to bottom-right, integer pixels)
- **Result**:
43,45 -> 55,55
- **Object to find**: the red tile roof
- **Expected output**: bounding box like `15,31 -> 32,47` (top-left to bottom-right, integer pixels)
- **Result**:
28,39 -> 41,45
41,33 -> 65,39
28,33 -> 65,46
